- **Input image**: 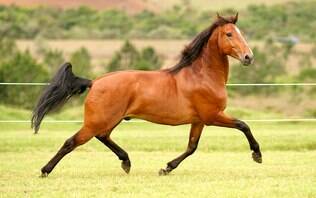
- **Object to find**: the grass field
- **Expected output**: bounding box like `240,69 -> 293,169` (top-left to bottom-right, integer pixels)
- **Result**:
1,122 -> 316,197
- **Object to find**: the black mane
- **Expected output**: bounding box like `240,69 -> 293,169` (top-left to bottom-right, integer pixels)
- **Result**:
167,16 -> 236,73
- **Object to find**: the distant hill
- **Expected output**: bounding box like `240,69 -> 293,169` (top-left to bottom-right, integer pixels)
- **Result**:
0,0 -> 158,14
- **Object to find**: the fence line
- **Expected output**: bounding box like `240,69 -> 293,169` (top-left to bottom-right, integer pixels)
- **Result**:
226,83 -> 316,86
1,82 -> 316,86
0,82 -> 315,123
1,118 -> 316,123
0,82 -> 49,85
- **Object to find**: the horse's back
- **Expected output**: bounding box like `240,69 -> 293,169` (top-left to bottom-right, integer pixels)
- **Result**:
91,70 -> 173,95
85,70 -> 197,125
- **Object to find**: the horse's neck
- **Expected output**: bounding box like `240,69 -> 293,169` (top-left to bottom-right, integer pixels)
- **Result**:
196,32 -> 229,85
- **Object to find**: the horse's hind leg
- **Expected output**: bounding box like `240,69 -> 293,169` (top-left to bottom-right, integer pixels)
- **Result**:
159,122 -> 204,176
96,135 -> 131,174
40,126 -> 95,177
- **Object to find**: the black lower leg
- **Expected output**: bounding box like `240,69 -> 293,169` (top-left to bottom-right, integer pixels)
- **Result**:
159,142 -> 198,176
41,135 -> 76,176
235,120 -> 262,163
96,136 -> 131,173
159,123 -> 204,176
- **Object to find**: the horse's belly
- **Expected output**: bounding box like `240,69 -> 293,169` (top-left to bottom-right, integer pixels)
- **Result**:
133,114 -> 195,125
126,97 -> 198,125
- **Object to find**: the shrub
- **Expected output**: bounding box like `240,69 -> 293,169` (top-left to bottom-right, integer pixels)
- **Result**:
0,51 -> 49,109
138,47 -> 162,70
229,40 -> 286,95
107,40 -> 162,72
1,2 -> 316,41
108,40 -> 140,71
42,49 -> 65,74
70,47 -> 92,77
0,38 -> 18,63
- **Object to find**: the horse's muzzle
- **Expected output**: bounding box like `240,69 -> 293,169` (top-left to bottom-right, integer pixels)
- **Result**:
241,53 -> 254,66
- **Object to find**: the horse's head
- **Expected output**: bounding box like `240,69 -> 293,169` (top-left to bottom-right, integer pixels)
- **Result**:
216,13 -> 254,66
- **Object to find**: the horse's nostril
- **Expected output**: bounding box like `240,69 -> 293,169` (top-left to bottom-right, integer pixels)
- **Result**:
242,54 -> 253,65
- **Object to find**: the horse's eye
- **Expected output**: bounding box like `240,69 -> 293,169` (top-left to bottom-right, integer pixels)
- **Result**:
226,32 -> 232,37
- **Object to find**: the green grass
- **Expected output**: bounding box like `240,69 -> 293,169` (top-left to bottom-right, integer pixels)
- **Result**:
1,122 -> 316,197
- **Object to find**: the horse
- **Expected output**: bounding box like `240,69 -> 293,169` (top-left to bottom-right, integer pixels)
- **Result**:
32,13 -> 262,177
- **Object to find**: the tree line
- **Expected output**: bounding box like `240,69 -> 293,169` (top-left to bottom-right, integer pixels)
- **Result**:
0,1 -> 316,41
1,37 -> 315,109
0,38 -> 163,109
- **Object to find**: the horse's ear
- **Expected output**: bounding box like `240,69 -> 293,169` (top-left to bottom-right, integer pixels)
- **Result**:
217,12 -> 221,19
216,12 -> 224,20
233,12 -> 238,24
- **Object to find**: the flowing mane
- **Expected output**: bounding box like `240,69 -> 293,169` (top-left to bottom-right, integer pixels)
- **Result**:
167,16 -> 237,73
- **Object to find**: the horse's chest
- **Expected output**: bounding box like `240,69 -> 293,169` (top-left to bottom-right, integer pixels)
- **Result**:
203,91 -> 227,109
193,89 -> 227,121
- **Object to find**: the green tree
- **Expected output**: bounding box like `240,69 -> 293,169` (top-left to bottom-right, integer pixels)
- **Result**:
297,68 -> 316,82
107,40 -> 162,72
70,47 -> 92,77
0,38 -> 18,63
136,47 -> 161,70
43,49 -> 65,74
108,40 -> 140,72
0,51 -> 49,109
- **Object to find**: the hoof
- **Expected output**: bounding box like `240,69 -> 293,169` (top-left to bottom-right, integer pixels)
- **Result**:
158,166 -> 173,176
252,151 -> 262,163
121,160 -> 131,174
40,172 -> 48,178
158,168 -> 169,176
40,166 -> 51,177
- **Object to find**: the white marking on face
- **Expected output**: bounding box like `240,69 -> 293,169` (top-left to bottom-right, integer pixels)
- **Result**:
234,25 -> 242,35
233,26 -> 253,56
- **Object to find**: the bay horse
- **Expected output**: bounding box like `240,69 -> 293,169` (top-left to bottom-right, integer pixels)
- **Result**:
32,13 -> 262,177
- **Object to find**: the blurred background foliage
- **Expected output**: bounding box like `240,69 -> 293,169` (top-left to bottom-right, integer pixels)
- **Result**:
0,38 -> 49,109
0,2 -> 316,41
0,0 -> 315,118
108,40 -> 161,72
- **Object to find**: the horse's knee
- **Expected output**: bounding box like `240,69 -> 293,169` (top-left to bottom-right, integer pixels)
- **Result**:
235,120 -> 250,132
187,143 -> 198,155
62,137 -> 76,153
62,127 -> 94,152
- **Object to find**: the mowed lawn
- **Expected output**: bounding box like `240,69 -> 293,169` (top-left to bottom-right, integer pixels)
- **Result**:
0,122 -> 316,197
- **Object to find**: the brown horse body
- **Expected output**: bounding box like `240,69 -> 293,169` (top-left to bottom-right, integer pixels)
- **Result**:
89,26 -> 232,128
32,14 -> 262,177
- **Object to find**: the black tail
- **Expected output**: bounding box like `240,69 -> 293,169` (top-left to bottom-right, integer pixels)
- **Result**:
31,62 -> 92,133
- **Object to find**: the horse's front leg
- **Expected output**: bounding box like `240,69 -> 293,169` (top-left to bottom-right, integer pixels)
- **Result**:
159,122 -> 204,176
212,111 -> 262,163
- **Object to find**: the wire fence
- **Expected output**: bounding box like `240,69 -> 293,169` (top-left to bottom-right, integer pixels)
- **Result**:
1,118 -> 316,123
0,82 -> 316,123
1,82 -> 316,86
0,82 -> 49,85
